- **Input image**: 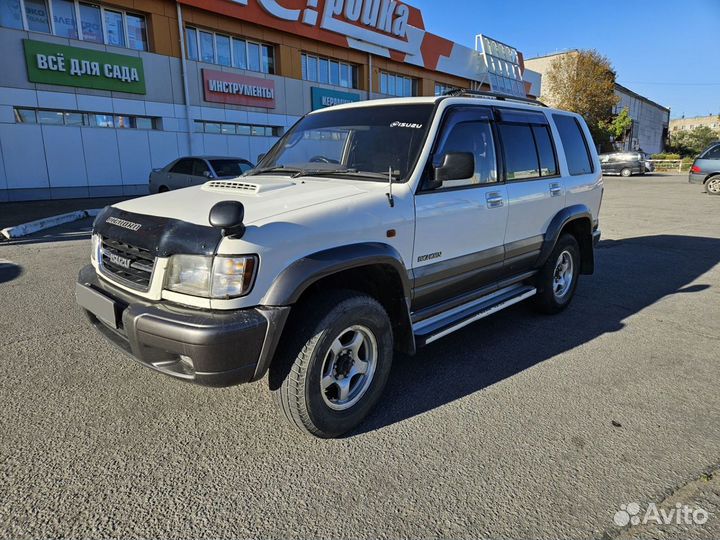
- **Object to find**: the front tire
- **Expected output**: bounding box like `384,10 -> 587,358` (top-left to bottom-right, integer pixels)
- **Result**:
620,168 -> 632,177
706,176 -> 720,195
534,234 -> 581,314
270,291 -> 393,438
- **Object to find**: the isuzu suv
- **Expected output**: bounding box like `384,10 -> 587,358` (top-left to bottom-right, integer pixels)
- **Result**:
76,92 -> 603,438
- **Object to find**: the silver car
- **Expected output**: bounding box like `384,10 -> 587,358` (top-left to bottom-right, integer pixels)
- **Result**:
689,142 -> 720,195
149,156 -> 254,193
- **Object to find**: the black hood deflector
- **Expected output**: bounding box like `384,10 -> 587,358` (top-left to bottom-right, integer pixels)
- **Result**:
93,206 -> 222,258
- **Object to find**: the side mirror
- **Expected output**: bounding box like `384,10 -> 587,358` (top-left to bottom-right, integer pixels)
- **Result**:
209,200 -> 245,238
203,170 -> 213,178
426,152 -> 475,190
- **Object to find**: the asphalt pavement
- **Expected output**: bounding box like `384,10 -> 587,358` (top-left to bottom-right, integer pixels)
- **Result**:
1,174 -> 718,539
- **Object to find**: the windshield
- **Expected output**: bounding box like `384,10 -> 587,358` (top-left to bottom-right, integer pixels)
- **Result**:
210,159 -> 252,177
256,104 -> 435,181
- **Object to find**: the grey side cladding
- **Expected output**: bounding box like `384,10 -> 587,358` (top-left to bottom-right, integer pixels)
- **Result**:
538,204 -> 595,274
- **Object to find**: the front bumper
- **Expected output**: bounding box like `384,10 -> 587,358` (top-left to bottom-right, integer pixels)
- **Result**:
688,172 -> 705,185
76,265 -> 289,387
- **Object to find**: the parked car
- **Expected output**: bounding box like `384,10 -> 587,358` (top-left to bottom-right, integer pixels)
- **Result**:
689,142 -> 720,195
599,152 -> 647,177
77,93 -> 603,438
149,156 -> 254,193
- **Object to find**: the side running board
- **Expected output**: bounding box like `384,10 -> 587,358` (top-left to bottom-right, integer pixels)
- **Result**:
413,284 -> 537,347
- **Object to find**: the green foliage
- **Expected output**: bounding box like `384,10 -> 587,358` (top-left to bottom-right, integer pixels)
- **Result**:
651,153 -> 681,160
667,126 -> 720,157
603,108 -> 633,140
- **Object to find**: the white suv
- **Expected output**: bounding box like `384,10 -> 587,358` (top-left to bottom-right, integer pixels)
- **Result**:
76,92 -> 603,438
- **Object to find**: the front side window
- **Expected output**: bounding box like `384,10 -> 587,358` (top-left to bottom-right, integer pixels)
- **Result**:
0,0 -> 24,29
51,0 -> 78,38
170,159 -> 194,174
553,114 -> 594,175
434,121 -> 498,188
258,104 -> 434,182
24,0 -> 50,32
126,13 -> 147,51
79,3 -> 102,43
192,159 -> 211,177
104,10 -> 125,47
498,123 -> 540,180
210,159 -> 252,177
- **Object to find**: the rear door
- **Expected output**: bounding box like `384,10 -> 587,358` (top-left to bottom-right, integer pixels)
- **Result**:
413,106 -> 508,311
496,108 -> 563,274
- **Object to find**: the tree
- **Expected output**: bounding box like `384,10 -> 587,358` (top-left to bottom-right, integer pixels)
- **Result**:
542,50 -> 619,147
668,126 -> 720,157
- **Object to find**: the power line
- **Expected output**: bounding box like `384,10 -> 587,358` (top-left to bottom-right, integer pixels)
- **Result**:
621,81 -> 720,86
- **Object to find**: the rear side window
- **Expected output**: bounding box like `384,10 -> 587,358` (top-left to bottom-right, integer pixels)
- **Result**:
169,159 -> 193,174
532,125 -> 558,176
498,124 -> 539,180
553,114 -> 594,175
703,145 -> 720,159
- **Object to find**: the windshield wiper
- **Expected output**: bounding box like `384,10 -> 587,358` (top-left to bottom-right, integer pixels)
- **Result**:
245,165 -> 302,177
291,168 -> 400,181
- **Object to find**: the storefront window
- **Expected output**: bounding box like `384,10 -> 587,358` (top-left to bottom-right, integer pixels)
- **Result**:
204,122 -> 221,134
51,0 -> 78,38
232,38 -> 246,69
64,112 -> 84,125
114,115 -> 132,128
380,71 -> 417,97
247,41 -> 260,72
91,114 -> 114,128
200,31 -> 214,63
186,27 -> 198,60
340,64 -> 350,88
329,61 -> 339,86
135,117 -> 153,130
25,0 -> 50,33
221,123 -> 235,135
306,55 -> 318,82
79,3 -> 102,43
318,58 -> 329,84
0,0 -> 24,29
216,34 -> 231,66
237,125 -> 251,136
104,10 -> 125,47
126,13 -> 147,51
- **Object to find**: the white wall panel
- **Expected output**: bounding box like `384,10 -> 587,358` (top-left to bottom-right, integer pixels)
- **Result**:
203,134 -> 228,156
116,130 -> 151,184
112,98 -> 146,116
42,125 -> 87,187
81,128 -> 121,186
227,136 -> 252,162
145,101 -> 176,118
0,87 -> 37,107
37,91 -> 78,111
0,124 -> 48,188
76,95 -> 113,113
148,131 -> 180,169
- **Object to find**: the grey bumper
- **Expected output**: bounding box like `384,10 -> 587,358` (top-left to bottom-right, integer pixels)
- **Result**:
688,173 -> 705,185
76,265 -> 289,387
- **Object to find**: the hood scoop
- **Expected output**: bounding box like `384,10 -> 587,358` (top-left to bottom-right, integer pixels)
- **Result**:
202,177 -> 294,195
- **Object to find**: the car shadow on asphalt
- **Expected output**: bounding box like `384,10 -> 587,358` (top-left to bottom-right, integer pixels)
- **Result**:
353,234 -> 720,436
0,261 -> 23,284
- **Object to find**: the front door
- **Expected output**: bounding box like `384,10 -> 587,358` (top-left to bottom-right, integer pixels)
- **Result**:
413,107 -> 508,311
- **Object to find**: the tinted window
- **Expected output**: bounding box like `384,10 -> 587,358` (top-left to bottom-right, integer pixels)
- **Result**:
553,114 -> 594,175
210,159 -> 251,177
435,121 -> 497,188
169,159 -> 193,174
498,124 -> 539,180
703,145 -> 720,159
532,125 -> 558,176
192,159 -> 211,177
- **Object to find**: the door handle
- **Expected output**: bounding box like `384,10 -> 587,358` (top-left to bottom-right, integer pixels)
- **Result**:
549,182 -> 562,197
486,192 -> 504,208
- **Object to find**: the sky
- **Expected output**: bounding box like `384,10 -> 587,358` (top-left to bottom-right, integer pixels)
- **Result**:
409,0 -> 720,119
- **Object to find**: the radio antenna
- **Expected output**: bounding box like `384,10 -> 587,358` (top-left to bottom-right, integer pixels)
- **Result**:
386,166 -> 395,208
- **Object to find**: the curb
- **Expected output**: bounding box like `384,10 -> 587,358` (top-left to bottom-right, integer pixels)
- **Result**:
1,208 -> 102,241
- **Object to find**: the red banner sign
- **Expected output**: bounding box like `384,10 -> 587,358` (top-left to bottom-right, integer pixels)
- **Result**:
202,69 -> 276,108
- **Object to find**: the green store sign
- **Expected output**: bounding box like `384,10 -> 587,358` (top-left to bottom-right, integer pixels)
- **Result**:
23,40 -> 146,94
311,87 -> 361,110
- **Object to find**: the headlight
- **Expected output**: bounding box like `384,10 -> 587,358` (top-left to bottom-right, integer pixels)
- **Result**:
165,255 -> 257,298
90,233 -> 101,264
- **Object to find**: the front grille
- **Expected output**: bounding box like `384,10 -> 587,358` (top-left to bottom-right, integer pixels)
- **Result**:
99,237 -> 156,290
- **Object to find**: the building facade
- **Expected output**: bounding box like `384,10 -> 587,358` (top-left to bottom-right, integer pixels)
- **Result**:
669,115 -> 720,133
525,51 -> 670,155
0,0 -> 540,202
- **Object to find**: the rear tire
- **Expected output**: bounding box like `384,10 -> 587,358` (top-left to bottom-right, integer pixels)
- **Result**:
270,290 -> 393,438
620,168 -> 632,177
706,176 -> 720,195
533,234 -> 581,314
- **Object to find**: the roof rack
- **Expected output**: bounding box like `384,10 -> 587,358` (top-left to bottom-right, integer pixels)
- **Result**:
443,89 -> 547,108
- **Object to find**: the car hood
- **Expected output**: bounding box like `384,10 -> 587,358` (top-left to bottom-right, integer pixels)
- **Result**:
113,175 -> 370,227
